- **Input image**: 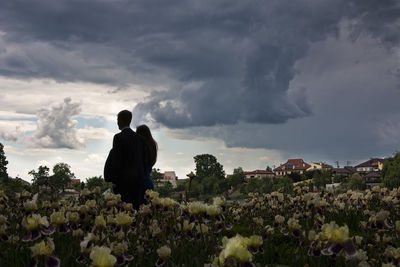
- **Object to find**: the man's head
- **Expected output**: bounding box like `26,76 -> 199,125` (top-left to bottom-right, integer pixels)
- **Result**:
117,110 -> 132,130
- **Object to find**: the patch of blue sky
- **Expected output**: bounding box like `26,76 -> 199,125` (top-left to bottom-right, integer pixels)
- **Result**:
75,117 -> 106,129
0,117 -> 37,121
104,120 -> 118,132
3,140 -> 25,150
74,116 -> 118,133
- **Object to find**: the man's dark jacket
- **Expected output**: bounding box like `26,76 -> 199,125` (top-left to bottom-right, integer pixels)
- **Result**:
104,128 -> 149,209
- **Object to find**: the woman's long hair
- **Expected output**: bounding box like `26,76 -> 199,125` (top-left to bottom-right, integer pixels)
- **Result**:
136,124 -> 158,167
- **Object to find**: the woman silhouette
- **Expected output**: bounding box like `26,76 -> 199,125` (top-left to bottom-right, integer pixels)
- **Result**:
136,125 -> 157,192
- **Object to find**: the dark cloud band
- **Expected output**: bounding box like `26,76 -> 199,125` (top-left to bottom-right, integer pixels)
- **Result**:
0,0 -> 399,129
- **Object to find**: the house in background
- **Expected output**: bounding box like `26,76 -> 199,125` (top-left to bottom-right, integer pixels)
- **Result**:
274,159 -> 311,176
12,176 -> 30,186
68,179 -> 81,188
175,179 -> 186,187
355,158 -> 385,173
364,171 -> 381,188
331,166 -> 357,178
161,171 -> 178,188
243,170 -> 274,179
306,162 -> 333,172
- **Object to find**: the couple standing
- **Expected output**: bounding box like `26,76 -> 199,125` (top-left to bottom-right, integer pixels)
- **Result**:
104,110 -> 157,209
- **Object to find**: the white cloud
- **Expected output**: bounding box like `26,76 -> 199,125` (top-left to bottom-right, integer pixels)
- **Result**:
177,167 -> 193,179
0,120 -> 37,132
37,160 -> 51,168
3,144 -> 65,157
77,126 -> 114,141
0,111 -> 36,119
0,120 -> 36,142
259,156 -> 283,168
0,77 -> 148,123
30,97 -> 84,149
0,117 -> 113,147
84,153 -> 107,164
0,131 -> 18,142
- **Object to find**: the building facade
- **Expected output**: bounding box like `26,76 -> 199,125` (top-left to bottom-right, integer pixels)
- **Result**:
274,159 -> 311,176
306,162 -> 333,172
161,171 -> 178,188
243,170 -> 274,179
68,179 -> 81,188
355,158 -> 385,173
331,166 -> 357,178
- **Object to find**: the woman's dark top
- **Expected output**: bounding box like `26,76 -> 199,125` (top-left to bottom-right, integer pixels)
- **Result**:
144,167 -> 154,191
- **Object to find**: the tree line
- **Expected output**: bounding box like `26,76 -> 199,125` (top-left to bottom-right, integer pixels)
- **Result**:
0,142 -> 113,200
1,142 -> 400,200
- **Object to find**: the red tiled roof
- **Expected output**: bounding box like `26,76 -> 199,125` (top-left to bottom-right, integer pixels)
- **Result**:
274,159 -> 311,171
355,158 -> 385,168
70,179 -> 81,184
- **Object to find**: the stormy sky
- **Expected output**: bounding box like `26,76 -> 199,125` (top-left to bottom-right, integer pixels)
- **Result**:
0,0 -> 399,180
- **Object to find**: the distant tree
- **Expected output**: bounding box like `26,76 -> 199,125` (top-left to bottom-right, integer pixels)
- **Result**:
187,176 -> 221,198
288,172 -> 302,183
199,175 -> 217,195
0,143 -> 8,181
151,168 -> 163,188
0,176 -> 31,195
266,166 -> 272,172
217,178 -> 230,193
233,167 -> 244,174
348,173 -> 365,190
301,170 -> 314,181
72,182 -> 82,192
14,178 -> 31,192
273,176 -> 293,194
382,152 -> 400,189
323,170 -> 332,183
312,171 -> 331,188
175,181 -> 186,192
86,176 -> 112,192
239,181 -> 247,194
52,163 -> 75,192
86,176 -> 103,189
229,167 -> 245,188
158,181 -> 174,197
194,154 -> 225,180
29,165 -> 50,193
243,177 -> 274,194
244,178 -> 265,193
261,177 -> 274,193
332,174 -> 347,183
187,178 -> 201,198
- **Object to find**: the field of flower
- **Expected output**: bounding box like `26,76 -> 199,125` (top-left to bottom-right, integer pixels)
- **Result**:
0,185 -> 400,267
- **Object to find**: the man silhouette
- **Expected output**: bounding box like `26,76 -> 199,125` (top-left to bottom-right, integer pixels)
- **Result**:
104,110 -> 149,209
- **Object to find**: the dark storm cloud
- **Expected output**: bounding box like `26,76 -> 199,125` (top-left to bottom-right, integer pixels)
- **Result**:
0,0 -> 399,128
167,32 -> 400,162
